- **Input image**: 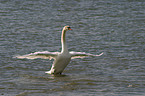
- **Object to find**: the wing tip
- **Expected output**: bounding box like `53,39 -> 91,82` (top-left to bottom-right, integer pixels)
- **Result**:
95,52 -> 103,56
100,52 -> 103,56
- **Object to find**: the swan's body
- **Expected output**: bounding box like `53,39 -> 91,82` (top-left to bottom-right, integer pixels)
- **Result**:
15,26 -> 103,75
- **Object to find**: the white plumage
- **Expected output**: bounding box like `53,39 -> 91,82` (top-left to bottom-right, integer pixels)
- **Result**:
15,26 -> 103,75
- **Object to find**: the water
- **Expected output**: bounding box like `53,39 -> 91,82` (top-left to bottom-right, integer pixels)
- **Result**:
0,0 -> 145,96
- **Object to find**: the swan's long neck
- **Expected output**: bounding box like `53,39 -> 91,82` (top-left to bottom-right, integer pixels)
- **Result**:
61,29 -> 68,53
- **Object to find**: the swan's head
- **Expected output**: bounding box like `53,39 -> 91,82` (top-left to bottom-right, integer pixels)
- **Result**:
63,26 -> 72,31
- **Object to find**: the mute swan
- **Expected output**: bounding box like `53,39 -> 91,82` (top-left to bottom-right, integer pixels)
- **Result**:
15,26 -> 103,75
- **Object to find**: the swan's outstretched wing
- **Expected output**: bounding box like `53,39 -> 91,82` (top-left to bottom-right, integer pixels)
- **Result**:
70,51 -> 103,59
14,51 -> 59,60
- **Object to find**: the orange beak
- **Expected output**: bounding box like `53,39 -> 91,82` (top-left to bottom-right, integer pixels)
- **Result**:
68,27 -> 72,30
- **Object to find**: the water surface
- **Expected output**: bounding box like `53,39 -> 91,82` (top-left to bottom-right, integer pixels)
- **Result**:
0,0 -> 145,96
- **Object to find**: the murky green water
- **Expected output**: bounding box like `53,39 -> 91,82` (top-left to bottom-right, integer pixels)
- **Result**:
0,0 -> 145,96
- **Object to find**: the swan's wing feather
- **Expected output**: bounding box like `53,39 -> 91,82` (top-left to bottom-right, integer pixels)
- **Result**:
70,51 -> 103,59
14,51 -> 59,60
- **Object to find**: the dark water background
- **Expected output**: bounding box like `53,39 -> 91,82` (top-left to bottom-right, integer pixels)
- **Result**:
0,0 -> 145,96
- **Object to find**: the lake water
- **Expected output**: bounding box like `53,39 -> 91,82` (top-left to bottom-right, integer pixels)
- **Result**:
0,0 -> 145,96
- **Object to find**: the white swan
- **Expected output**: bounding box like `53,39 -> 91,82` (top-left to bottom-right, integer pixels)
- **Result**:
15,26 -> 103,75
